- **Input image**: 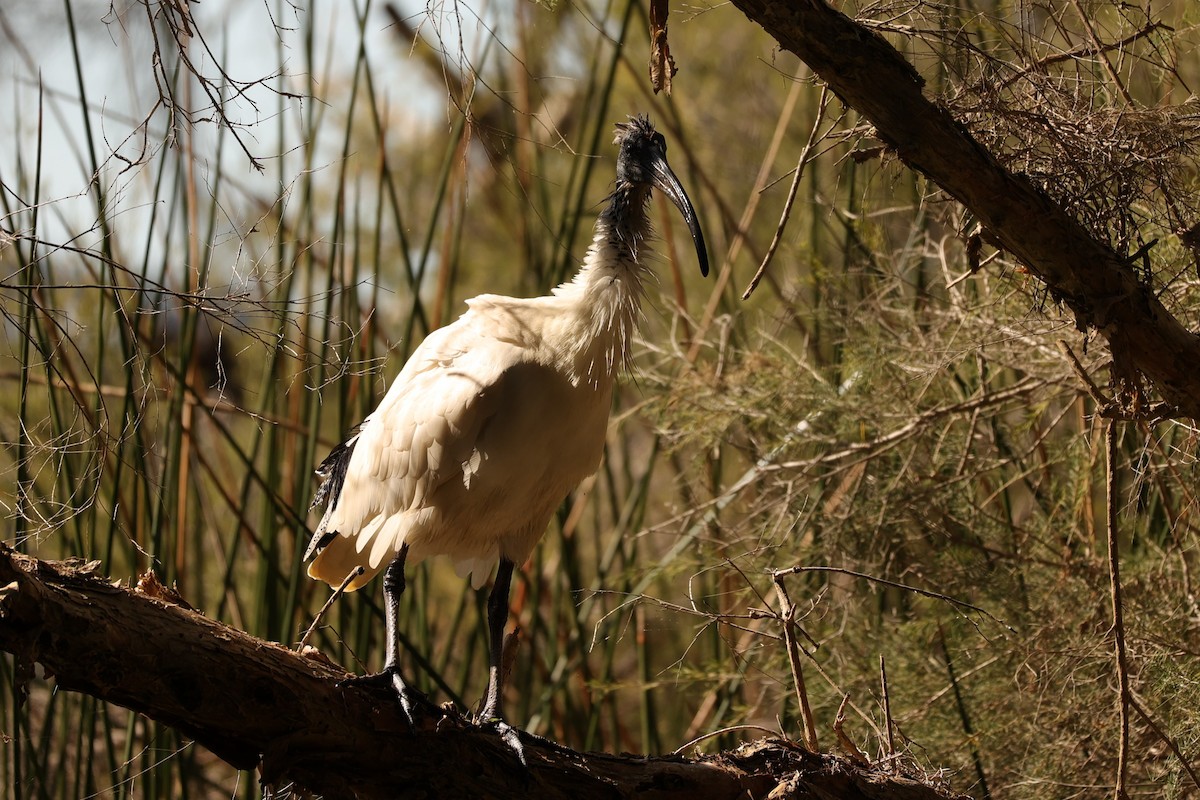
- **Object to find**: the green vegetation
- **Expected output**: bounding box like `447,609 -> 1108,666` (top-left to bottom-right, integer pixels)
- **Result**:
1,0 -> 1198,797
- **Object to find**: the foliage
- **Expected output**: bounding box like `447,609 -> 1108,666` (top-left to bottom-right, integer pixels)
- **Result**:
1,0 -> 1199,798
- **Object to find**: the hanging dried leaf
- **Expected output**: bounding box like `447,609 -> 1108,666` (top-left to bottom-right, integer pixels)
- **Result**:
649,0 -> 677,95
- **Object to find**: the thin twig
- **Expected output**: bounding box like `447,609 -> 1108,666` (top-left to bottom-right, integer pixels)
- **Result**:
773,573 -> 819,752
773,565 -> 1012,632
767,377 -> 1046,476
1065,0 -> 1135,105
880,655 -> 895,762
833,694 -> 868,765
938,625 -> 990,798
1057,340 -> 1109,405
298,567 -> 364,650
1129,693 -> 1200,790
1107,422 -> 1131,800
999,21 -> 1169,90
687,63 -> 809,363
742,87 -> 831,300
669,724 -> 783,756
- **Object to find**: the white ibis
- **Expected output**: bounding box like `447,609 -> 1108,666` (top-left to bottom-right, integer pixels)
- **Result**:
305,115 -> 708,752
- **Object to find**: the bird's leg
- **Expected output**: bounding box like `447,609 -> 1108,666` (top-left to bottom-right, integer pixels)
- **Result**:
477,558 -> 525,762
479,557 -> 513,721
338,544 -> 434,726
381,545 -> 408,672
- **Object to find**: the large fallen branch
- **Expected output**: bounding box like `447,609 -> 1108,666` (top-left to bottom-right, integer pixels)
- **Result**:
729,0 -> 1200,420
0,546 -> 961,799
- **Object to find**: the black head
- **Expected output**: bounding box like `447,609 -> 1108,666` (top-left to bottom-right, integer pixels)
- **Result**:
613,116 -> 709,277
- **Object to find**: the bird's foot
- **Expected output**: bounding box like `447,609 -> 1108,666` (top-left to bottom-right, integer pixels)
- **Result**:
338,667 -> 439,728
477,716 -> 527,765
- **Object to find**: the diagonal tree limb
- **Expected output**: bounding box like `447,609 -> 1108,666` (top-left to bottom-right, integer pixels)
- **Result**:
727,0 -> 1200,420
0,546 -> 965,800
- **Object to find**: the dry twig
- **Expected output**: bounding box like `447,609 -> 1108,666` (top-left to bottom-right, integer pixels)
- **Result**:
1107,421 -> 1131,800
742,87 -> 832,300
771,572 -> 820,751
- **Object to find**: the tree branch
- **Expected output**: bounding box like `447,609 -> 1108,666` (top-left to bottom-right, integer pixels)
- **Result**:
728,0 -> 1200,420
0,546 -> 962,799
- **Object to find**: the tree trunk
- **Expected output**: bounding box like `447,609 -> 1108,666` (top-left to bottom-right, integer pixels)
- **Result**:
729,0 -> 1200,420
0,546 -> 962,799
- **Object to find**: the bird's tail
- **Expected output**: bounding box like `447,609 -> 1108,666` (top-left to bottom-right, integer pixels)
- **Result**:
308,511 -> 410,592
310,432 -> 360,513
306,533 -> 384,592
303,432 -> 361,564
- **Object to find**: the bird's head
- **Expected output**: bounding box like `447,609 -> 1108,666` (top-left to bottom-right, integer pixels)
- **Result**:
613,116 -> 709,277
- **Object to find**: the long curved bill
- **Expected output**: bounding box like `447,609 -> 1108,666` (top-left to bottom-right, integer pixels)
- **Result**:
649,156 -> 710,278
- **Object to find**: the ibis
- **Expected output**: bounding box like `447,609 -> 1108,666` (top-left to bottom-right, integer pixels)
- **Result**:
305,115 -> 708,750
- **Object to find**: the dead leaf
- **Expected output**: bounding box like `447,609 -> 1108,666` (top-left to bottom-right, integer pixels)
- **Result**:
834,694 -> 870,766
136,570 -> 196,611
649,0 -> 677,95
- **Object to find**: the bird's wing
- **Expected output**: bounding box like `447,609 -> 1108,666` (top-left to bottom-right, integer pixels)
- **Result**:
306,315 -> 523,587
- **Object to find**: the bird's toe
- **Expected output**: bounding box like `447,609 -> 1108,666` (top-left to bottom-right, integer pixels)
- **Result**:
478,717 -> 527,765
338,667 -> 439,728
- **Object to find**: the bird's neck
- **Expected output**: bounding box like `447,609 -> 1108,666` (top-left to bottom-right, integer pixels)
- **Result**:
557,183 -> 654,385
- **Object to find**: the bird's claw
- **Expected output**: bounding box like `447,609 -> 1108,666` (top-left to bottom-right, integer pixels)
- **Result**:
338,667 -> 439,729
478,717 -> 527,765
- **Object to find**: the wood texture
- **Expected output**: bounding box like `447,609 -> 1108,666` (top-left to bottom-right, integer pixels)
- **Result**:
0,546 -> 963,799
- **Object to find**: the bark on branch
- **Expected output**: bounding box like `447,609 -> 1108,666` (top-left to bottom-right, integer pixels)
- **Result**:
0,547 -> 961,799
729,0 -> 1200,420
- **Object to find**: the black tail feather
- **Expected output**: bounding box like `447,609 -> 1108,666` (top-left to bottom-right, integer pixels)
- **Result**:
304,528 -> 338,562
304,433 -> 359,562
310,433 -> 359,513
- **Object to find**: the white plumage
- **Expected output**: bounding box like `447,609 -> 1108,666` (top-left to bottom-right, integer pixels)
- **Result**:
304,115 -> 708,737
307,274 -> 625,590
